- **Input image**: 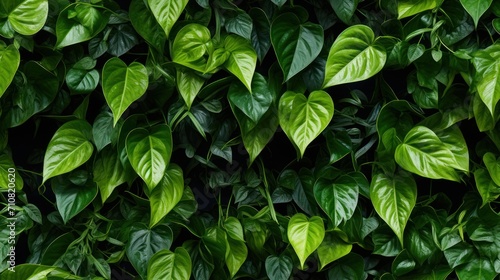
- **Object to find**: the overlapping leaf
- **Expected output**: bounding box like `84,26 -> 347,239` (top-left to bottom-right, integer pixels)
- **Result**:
287,213 -> 325,269
148,0 -> 188,38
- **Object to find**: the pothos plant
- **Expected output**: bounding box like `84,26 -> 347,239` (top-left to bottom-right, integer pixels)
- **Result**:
0,0 -> 500,279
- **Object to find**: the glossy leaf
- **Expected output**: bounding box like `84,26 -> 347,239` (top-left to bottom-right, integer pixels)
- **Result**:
0,153 -> 23,190
171,23 -> 212,72
126,223 -> 173,279
249,8 -> 271,62
460,0 -> 493,27
271,13 -> 324,81
228,72 -> 272,124
147,247 -> 191,280
287,213 -> 325,269
42,120 -> 94,184
325,130 -> 352,164
314,175 -> 358,228
370,171 -> 417,246
55,3 -> 109,48
225,10 -> 253,40
0,0 -> 48,35
93,146 -> 131,203
279,90 -> 334,158
223,35 -> 257,92
126,125 -> 173,191
391,250 -> 415,276
102,57 -> 148,125
317,230 -> 353,270
265,255 -> 293,280
0,44 -> 19,98
149,164 -> 184,227
129,0 -> 166,52
52,176 -> 98,224
472,44 -> 500,117
323,25 -> 386,88
148,0 -> 188,38
225,236 -> 247,278
397,0 -> 438,19
395,126 -> 465,182
327,253 -> 365,280
177,68 -> 205,109
329,0 -> 358,24
483,152 -> 500,186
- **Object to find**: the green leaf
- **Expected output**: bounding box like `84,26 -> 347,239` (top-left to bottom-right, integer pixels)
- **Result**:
92,109 -> 117,151
270,13 -> 324,81
225,236 -> 248,278
66,57 -> 99,94
397,0 -> 438,19
147,247 -> 191,280
444,242 -> 474,269
0,153 -> 23,190
0,44 -> 19,98
370,171 -> 417,246
249,8 -> 271,62
395,126 -> 464,182
0,264 -> 80,280
52,175 -> 98,224
460,0 -> 493,28
224,217 -> 245,242
147,0 -> 188,38
126,224 -> 173,279
129,0 -> 166,52
55,3 -> 109,48
314,175 -> 358,228
327,253 -> 365,280
149,164 -> 184,227
107,24 -> 140,57
329,0 -> 358,24
483,152 -> 500,186
322,25 -> 386,88
202,227 -> 227,259
475,168 -> 500,205
317,230 -> 353,271
407,44 -> 425,63
472,44 -> 500,117
126,124 -> 173,191
391,250 -> 416,276
223,35 -> 257,92
42,120 -> 94,184
225,10 -> 253,40
265,255 -> 293,280
279,90 -> 334,158
102,57 -> 148,125
177,68 -> 205,109
287,213 -> 325,269
228,72 -> 272,124
171,23 -> 212,72
325,130 -> 352,164
455,254 -> 496,280
0,0 -> 48,35
93,146 -> 130,203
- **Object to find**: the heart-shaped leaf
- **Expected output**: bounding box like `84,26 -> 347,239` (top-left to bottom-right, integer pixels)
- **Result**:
474,168 -> 500,207
323,25 -> 386,88
370,171 -> 417,246
279,90 -> 334,158
43,120 -> 94,184
287,213 -> 325,269
265,255 -> 293,280
177,67 -> 205,109
317,230 -> 353,270
271,13 -> 324,82
129,0 -> 166,52
223,35 -> 257,92
126,223 -> 173,279
228,72 -> 272,123
102,57 -> 148,125
93,146 -> 131,203
147,247 -> 191,280
0,0 -> 48,35
126,124 -> 173,191
52,175 -> 98,224
314,175 -> 358,228
55,3 -> 109,48
225,235 -> 248,278
395,126 -> 464,182
472,44 -> 500,117
329,0 -> 358,24
149,164 -> 184,227
397,0 -> 439,19
0,44 -> 20,98
460,0 -> 493,28
148,0 -> 188,38
483,152 -> 500,186
171,24 -> 212,72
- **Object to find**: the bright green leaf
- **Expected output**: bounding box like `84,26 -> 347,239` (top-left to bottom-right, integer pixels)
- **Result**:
287,213 -> 325,269
225,236 -> 248,278
171,23 -> 212,72
93,146 -> 131,203
0,153 -> 23,190
370,171 -> 417,246
460,0 -> 493,28
279,90 -> 334,158
271,13 -> 324,81
126,124 -> 173,191
42,120 -> 94,184
0,0 -> 48,35
147,0 -> 188,38
130,0 -> 166,52
323,25 -> 386,88
147,247 -> 191,280
177,68 -> 205,109
0,44 -> 19,98
102,57 -> 148,125
397,0 -> 438,19
149,164 -> 184,227
317,230 -> 353,271
223,35 -> 257,92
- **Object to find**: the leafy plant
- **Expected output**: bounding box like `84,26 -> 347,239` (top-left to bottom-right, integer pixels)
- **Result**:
1,0 -> 500,279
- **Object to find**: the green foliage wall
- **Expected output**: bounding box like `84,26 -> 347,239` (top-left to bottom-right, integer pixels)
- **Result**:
1,0 -> 500,279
